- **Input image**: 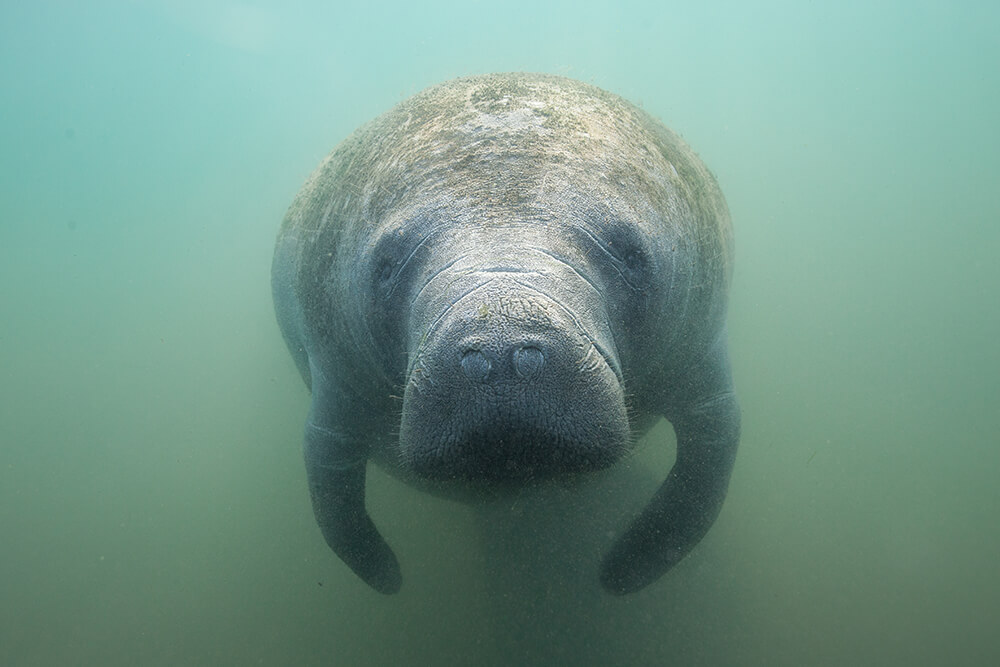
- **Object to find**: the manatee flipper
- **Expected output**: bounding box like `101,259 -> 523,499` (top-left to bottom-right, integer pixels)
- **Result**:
304,409 -> 401,594
600,338 -> 740,595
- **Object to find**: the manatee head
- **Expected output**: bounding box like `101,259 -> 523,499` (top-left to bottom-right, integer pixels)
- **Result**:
360,206 -> 634,485
338,75 -> 698,487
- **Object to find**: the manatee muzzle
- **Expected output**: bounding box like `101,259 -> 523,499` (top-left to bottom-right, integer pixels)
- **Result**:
399,273 -> 628,483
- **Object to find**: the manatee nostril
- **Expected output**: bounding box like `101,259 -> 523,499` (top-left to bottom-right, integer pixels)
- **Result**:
460,349 -> 491,381
513,345 -> 545,379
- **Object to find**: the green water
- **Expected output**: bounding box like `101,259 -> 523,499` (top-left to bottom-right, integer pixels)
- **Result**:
2,1 -> 998,664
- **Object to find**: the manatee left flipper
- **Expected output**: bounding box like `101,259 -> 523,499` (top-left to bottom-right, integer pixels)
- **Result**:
304,420 -> 402,594
600,339 -> 740,595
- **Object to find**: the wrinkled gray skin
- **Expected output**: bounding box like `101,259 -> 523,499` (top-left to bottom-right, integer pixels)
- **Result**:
272,73 -> 739,595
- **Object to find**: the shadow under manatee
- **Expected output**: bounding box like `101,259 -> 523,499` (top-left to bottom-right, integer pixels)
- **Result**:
471,451 -> 667,665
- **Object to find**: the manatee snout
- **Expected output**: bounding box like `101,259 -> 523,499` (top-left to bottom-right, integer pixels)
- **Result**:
399,277 -> 629,483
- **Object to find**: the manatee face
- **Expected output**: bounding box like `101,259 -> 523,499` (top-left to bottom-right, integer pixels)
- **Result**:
273,73 -> 740,595
378,221 -> 631,484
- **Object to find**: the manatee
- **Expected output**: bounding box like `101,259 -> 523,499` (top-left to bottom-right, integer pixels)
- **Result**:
271,72 -> 740,595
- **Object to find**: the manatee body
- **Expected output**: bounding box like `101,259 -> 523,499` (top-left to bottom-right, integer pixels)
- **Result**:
271,73 -> 740,595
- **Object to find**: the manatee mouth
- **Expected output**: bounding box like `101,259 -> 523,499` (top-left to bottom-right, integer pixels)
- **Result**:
406,418 -> 627,484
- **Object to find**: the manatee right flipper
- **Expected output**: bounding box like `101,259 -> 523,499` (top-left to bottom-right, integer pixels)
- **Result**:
303,393 -> 401,594
600,337 -> 740,594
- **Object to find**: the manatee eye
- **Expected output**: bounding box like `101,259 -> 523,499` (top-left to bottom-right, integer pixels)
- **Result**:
620,247 -> 649,289
624,248 -> 644,271
370,220 -> 441,303
372,256 -> 398,299
378,261 -> 394,285
372,226 -> 419,297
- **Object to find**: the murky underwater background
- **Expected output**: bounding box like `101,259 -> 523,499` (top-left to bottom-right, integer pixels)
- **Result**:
2,1 -> 998,664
